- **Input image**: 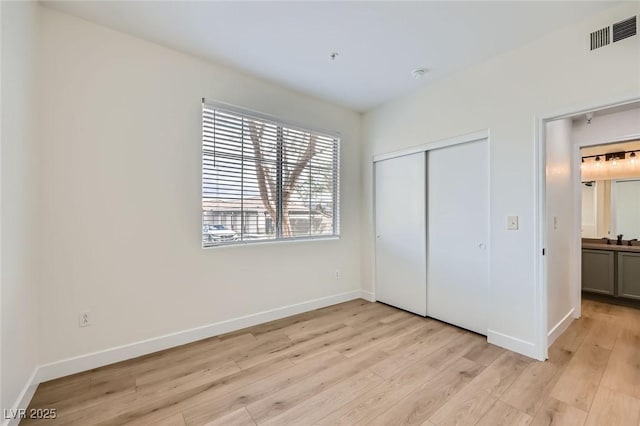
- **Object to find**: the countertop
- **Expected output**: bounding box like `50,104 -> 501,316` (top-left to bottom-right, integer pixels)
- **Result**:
582,242 -> 640,253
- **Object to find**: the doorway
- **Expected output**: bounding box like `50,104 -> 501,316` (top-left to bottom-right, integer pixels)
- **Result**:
540,99 -> 640,354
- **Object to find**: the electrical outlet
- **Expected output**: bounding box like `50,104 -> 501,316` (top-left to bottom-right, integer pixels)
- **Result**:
335,269 -> 341,279
79,311 -> 91,328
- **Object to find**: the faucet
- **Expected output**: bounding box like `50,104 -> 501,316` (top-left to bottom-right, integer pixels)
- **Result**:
602,237 -> 611,245
617,234 -> 624,246
629,239 -> 638,247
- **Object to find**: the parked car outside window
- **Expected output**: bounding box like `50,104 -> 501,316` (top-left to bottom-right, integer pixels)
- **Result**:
202,224 -> 238,243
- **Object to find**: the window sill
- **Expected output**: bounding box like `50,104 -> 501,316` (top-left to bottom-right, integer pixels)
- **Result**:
202,235 -> 340,250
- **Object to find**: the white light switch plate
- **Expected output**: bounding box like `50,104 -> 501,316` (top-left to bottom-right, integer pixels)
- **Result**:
508,216 -> 519,230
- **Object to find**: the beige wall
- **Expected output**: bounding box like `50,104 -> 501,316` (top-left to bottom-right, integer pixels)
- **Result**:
1,0 -> 41,413
38,7 -> 362,365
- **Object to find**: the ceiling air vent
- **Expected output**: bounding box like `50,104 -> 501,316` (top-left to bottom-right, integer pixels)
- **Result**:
590,26 -> 610,50
613,16 -> 637,43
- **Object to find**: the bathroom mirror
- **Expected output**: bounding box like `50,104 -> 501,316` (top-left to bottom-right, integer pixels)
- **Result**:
582,179 -> 640,239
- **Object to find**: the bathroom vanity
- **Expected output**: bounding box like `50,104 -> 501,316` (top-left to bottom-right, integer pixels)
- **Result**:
582,240 -> 640,300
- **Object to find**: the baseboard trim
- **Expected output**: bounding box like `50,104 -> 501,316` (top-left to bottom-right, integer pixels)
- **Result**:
3,367 -> 39,426
487,329 -> 544,361
547,308 -> 575,348
36,290 -> 363,383
360,290 -> 376,302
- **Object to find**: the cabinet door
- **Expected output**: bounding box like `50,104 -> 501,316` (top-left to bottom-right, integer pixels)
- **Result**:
618,252 -> 640,300
581,250 -> 614,295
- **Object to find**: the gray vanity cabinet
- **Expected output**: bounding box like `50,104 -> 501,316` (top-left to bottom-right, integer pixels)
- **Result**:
582,249 -> 615,295
618,252 -> 640,300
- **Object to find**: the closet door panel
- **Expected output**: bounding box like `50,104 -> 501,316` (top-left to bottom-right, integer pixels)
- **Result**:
427,139 -> 489,334
375,153 -> 427,316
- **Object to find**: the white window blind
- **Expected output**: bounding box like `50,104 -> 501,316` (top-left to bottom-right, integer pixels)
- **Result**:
202,100 -> 340,247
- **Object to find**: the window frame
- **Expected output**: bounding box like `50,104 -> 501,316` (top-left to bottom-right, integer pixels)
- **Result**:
201,99 -> 341,248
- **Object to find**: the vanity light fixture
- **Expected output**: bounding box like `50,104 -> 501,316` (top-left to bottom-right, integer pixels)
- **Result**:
582,151 -> 637,168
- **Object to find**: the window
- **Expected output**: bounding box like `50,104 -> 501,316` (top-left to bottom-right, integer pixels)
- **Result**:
202,100 -> 340,247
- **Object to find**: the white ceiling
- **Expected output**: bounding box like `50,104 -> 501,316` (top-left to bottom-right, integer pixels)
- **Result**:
43,1 -> 621,111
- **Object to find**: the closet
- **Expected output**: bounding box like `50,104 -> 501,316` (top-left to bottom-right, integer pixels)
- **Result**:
374,137 -> 489,335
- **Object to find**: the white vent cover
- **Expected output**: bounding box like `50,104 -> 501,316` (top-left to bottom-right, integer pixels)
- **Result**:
589,15 -> 638,51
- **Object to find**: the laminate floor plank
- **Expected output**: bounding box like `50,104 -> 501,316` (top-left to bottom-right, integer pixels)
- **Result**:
260,369 -> 384,426
475,400 -> 532,426
177,351 -> 344,425
500,317 -> 591,419
245,350 -> 387,424
370,318 -> 446,355
218,299 -> 369,340
584,386 -> 640,426
123,351 -> 337,426
366,358 -> 484,426
599,327 -> 640,400
550,341 -> 611,411
428,351 -> 531,425
338,315 -> 436,358
370,327 -> 463,379
462,338 -> 505,366
201,408 -> 256,426
420,332 -> 481,371
46,357 -> 295,425
529,397 -> 588,426
581,315 -> 620,350
23,299 -> 640,426
313,359 -> 440,426
141,413 -> 187,426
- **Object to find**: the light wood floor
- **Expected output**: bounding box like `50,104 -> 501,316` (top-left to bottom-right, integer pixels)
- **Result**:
25,298 -> 640,425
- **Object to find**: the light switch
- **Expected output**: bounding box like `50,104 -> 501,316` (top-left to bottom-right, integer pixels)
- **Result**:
508,216 -> 519,230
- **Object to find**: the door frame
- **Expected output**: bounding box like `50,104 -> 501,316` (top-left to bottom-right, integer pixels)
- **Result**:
535,95 -> 640,359
371,128 -> 490,319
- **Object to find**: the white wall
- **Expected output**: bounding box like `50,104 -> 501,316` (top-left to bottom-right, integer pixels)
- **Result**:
38,8 -> 362,366
545,118 -> 575,342
1,0 -> 41,415
573,107 -> 640,146
362,3 -> 640,358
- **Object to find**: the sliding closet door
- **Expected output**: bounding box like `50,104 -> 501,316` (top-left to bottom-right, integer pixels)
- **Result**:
375,152 -> 427,316
427,139 -> 489,334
